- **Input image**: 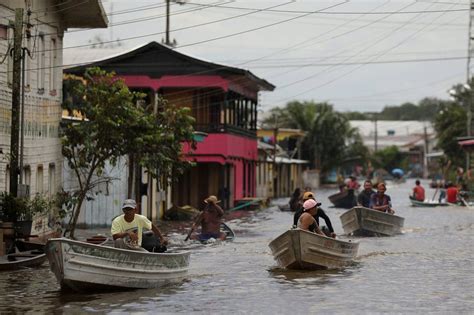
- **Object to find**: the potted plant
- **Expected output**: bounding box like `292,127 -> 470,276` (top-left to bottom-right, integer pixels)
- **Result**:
0,192 -> 51,237
0,192 -> 21,238
15,194 -> 51,237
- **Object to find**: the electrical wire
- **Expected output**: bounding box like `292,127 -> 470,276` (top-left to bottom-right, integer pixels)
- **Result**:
184,1 -> 468,14
275,0 -> 460,102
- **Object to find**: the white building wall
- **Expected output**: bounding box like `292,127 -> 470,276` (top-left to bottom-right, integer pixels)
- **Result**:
63,158 -> 129,227
0,1 -> 64,196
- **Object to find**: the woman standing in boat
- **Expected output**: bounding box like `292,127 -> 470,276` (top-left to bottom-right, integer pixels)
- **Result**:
297,199 -> 324,236
369,183 -> 395,214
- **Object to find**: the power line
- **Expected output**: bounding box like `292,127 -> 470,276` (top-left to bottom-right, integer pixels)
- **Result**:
275,1 -> 462,103
275,1 -> 422,89
185,1 -> 469,14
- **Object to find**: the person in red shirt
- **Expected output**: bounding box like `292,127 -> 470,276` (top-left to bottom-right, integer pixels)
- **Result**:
412,180 -> 425,201
446,183 -> 459,204
346,175 -> 361,190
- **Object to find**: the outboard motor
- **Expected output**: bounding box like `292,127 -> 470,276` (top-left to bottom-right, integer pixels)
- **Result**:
141,230 -> 167,253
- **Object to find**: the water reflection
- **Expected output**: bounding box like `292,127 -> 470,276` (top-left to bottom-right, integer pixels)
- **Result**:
0,179 -> 472,313
268,266 -> 355,285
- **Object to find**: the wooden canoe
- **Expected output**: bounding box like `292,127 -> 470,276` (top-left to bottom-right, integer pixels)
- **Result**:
278,204 -> 292,212
268,229 -> 359,270
195,222 -> 235,243
45,238 -> 190,292
328,189 -> 357,209
221,222 -> 235,241
0,250 -> 47,271
15,239 -> 46,252
340,206 -> 404,236
409,196 -> 449,207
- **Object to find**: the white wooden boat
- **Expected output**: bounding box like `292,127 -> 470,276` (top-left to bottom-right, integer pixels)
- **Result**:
45,238 -> 190,292
340,206 -> 404,236
268,229 -> 359,270
409,196 -> 449,207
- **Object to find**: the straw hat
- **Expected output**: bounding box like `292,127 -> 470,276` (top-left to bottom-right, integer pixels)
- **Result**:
204,195 -> 221,204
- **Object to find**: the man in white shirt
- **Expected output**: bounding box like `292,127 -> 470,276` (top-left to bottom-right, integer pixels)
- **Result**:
111,199 -> 168,251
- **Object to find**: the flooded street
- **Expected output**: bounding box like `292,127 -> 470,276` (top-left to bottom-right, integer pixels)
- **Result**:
0,179 -> 473,314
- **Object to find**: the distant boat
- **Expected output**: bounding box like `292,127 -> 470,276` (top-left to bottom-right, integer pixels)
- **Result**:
0,250 -> 47,271
340,206 -> 404,236
409,196 -> 449,207
46,238 -> 190,292
268,229 -> 359,270
15,240 -> 46,252
328,189 -> 357,209
278,204 -> 292,212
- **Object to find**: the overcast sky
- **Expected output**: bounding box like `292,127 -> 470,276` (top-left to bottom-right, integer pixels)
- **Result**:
63,0 -> 470,112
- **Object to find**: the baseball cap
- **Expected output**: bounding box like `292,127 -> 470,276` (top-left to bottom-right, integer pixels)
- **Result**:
302,191 -> 314,200
303,199 -> 318,211
122,199 -> 137,210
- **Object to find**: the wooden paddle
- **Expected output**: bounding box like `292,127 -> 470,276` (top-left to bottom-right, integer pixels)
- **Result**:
431,188 -> 438,202
184,224 -> 196,241
460,196 -> 471,209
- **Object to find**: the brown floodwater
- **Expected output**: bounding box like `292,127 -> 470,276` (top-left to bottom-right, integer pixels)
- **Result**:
0,179 -> 473,314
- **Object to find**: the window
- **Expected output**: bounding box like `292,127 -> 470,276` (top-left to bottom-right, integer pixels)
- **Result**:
48,163 -> 55,195
5,166 -> 10,192
50,38 -> 56,91
7,28 -> 13,85
36,165 -> 43,194
37,34 -> 45,90
0,24 -> 7,40
23,166 -> 31,187
25,36 -> 31,87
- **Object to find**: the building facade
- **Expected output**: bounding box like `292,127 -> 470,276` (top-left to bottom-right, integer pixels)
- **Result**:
65,41 -> 274,222
0,1 -> 107,233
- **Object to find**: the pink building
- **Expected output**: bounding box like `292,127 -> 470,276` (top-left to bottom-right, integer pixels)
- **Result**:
66,42 -> 274,210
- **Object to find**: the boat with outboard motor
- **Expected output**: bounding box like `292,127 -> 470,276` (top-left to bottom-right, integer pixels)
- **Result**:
340,206 -> 404,236
269,229 -> 359,270
45,238 -> 190,292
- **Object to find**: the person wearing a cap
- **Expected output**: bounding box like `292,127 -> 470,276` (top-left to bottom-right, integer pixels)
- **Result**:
297,199 -> 324,235
293,192 -> 336,238
189,195 -> 225,241
111,199 -> 168,251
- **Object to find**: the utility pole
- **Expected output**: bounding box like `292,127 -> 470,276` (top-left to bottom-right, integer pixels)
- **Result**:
272,114 -> 278,198
9,8 -> 24,197
374,115 -> 378,152
466,0 -> 474,170
163,0 -> 187,47
423,125 -> 429,179
165,0 -> 171,46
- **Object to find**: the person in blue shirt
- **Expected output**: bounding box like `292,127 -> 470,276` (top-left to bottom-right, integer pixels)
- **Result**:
370,183 -> 395,214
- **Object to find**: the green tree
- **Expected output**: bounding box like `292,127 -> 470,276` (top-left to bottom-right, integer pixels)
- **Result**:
62,68 -> 195,238
433,102 -> 466,167
263,101 -> 360,175
371,146 -> 404,171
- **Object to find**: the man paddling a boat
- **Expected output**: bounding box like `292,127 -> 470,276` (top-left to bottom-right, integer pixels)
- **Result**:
188,195 -> 225,241
357,180 -> 375,208
446,182 -> 459,204
111,199 -> 168,251
370,183 -> 395,214
412,180 -> 426,202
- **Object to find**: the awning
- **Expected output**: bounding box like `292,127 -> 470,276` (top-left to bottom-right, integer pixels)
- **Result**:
265,157 -> 308,164
459,139 -> 474,147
